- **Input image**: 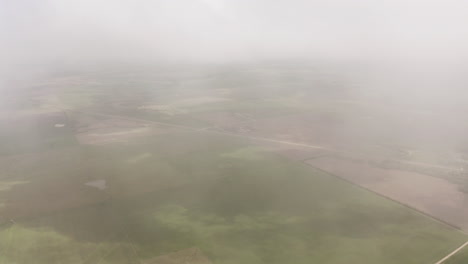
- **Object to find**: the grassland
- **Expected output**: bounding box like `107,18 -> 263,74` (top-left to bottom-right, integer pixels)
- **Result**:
0,130 -> 466,264
1,64 -> 468,263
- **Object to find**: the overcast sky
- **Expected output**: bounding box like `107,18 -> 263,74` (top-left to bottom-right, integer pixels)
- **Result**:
1,0 -> 468,65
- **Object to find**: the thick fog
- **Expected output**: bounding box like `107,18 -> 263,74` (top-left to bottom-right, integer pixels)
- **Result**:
2,0 -> 468,150
2,0 -> 468,63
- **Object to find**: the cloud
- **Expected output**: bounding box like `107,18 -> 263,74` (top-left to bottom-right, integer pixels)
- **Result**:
1,0 -> 468,65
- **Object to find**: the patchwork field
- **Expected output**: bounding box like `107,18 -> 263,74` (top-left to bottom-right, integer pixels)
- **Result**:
1,64 -> 468,263
0,127 -> 465,264
306,157 -> 468,230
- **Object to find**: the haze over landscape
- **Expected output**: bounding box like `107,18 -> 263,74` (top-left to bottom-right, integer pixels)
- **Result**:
1,0 -> 468,263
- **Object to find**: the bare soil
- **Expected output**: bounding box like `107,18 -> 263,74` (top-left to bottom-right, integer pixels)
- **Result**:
74,115 -> 165,145
306,157 -> 468,230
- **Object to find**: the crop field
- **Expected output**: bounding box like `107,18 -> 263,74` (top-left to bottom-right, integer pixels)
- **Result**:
1,65 -> 468,264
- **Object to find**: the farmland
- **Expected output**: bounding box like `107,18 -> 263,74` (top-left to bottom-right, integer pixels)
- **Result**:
1,63 -> 467,263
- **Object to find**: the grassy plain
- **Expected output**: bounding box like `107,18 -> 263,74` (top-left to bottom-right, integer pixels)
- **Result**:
0,131 -> 466,264
1,64 -> 467,263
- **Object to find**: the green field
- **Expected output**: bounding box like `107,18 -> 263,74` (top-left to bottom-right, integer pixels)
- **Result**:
1,65 -> 468,263
0,131 -> 466,264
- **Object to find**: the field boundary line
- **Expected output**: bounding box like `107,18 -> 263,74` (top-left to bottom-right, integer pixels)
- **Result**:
308,165 -> 468,263
72,110 -> 327,150
435,241 -> 468,264
306,165 -> 466,235
72,110 -> 468,235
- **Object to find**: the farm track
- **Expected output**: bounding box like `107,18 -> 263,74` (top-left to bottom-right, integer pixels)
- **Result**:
435,241 -> 468,264
72,110 -> 329,151
54,109 -> 468,263
72,110 -> 467,233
